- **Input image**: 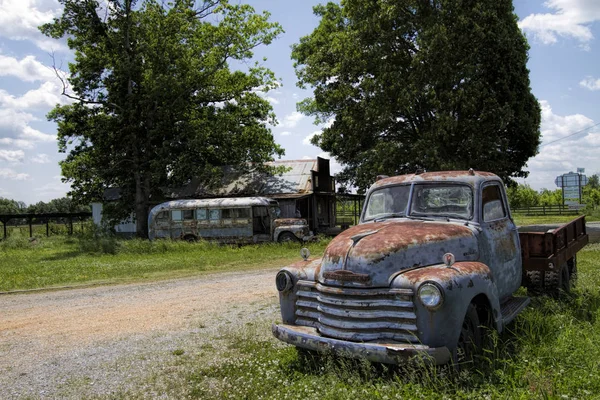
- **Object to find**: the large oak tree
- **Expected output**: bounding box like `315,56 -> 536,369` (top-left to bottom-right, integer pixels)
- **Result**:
41,0 -> 284,237
293,0 -> 541,191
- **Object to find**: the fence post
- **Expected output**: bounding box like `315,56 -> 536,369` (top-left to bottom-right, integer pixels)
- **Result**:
28,217 -> 33,238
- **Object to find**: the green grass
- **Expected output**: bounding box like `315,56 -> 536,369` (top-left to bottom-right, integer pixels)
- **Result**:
0,235 -> 330,292
513,214 -> 599,226
165,244 -> 600,399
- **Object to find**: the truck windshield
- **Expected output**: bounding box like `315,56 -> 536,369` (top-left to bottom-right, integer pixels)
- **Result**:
409,184 -> 473,220
364,185 -> 411,221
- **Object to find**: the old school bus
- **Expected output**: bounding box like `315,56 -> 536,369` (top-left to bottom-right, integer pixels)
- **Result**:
148,197 -> 313,243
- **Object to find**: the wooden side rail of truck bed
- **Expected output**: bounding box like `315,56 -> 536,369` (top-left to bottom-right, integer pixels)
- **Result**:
520,215 -> 588,272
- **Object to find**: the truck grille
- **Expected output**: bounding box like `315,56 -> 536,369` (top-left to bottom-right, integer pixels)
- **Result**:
295,281 -> 418,343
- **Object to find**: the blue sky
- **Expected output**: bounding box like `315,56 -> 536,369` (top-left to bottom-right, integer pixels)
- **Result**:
0,0 -> 599,204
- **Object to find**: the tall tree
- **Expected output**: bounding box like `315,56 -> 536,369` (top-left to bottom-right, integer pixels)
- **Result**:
41,0 -> 284,237
293,0 -> 541,191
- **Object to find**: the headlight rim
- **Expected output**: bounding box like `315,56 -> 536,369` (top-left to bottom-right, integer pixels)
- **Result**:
276,270 -> 294,292
417,281 -> 444,310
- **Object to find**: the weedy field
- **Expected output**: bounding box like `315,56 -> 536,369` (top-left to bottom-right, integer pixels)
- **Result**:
0,235 -> 330,292
2,229 -> 600,399
116,244 -> 600,399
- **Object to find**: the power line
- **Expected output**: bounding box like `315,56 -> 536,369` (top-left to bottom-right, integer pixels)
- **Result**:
540,121 -> 600,148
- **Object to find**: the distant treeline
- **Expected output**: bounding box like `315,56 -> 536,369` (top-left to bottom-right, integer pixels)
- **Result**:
506,174 -> 600,209
0,197 -> 90,215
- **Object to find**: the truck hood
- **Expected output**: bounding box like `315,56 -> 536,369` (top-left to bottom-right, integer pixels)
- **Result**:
318,219 -> 479,287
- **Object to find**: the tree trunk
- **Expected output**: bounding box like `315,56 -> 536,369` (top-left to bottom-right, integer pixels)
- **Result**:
134,171 -> 149,239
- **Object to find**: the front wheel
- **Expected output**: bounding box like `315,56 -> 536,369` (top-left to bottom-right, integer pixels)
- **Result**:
278,232 -> 300,243
453,304 -> 482,367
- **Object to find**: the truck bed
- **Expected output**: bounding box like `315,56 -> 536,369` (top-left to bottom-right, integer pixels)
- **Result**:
519,215 -> 588,273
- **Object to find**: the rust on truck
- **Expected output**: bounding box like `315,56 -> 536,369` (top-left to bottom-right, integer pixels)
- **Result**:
273,170 -> 587,366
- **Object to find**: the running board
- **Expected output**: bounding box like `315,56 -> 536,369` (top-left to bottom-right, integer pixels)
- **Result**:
500,296 -> 531,325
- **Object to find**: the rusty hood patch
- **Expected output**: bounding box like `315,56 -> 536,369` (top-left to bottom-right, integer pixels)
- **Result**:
319,220 -> 479,287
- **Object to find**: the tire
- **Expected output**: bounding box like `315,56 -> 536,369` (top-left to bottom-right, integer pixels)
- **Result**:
278,232 -> 299,243
544,263 -> 569,298
568,255 -> 578,286
526,270 -> 543,296
453,304 -> 482,366
183,234 -> 197,243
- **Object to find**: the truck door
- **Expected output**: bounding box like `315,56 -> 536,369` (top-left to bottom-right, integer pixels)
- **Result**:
479,183 -> 522,300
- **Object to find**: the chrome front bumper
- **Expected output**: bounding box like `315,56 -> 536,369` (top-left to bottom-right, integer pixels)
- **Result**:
272,324 -> 451,365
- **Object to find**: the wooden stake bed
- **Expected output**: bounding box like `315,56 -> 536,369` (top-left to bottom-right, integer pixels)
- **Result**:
520,215 -> 588,273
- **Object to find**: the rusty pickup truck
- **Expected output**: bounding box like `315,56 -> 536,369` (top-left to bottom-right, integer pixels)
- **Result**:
272,170 -> 588,365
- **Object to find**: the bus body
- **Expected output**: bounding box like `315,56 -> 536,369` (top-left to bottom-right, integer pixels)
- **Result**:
148,197 -> 313,244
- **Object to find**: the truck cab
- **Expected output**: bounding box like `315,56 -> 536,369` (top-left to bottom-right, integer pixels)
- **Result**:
273,170 -> 532,364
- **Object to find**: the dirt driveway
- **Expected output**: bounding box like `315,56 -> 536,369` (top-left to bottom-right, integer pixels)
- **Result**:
0,268 -> 280,399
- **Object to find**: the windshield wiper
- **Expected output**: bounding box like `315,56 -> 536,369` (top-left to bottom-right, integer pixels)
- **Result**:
405,215 -> 436,221
373,213 -> 406,222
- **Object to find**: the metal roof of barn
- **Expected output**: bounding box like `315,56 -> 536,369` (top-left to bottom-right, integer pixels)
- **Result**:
170,159 -> 319,199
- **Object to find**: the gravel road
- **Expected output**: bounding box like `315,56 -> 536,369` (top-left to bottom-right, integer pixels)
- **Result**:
0,268 -> 281,399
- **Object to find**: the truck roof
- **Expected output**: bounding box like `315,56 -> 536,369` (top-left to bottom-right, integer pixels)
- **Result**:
372,170 -> 501,189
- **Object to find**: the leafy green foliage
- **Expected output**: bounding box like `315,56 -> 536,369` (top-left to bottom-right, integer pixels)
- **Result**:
293,0 -> 541,191
0,198 -> 26,214
40,0 -> 284,237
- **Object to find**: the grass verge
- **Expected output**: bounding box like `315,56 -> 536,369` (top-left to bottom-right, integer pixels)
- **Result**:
0,235 -> 330,292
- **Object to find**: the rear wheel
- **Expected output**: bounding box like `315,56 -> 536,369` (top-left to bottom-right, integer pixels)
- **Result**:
526,270 -> 543,296
544,263 -> 569,298
183,234 -> 197,243
568,255 -> 578,286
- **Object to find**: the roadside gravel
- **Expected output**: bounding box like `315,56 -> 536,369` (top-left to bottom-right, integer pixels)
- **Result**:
0,268 -> 281,399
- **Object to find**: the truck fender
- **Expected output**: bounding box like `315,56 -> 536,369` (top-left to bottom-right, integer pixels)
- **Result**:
274,226 -> 303,241
277,259 -> 321,324
392,262 -> 502,350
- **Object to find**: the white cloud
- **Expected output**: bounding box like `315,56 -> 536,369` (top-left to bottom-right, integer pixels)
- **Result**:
0,54 -> 57,82
303,130 -> 321,146
0,0 -> 65,51
31,153 -> 50,164
0,81 -> 64,109
0,149 -> 24,163
280,131 -> 292,136
0,108 -> 56,149
281,111 -> 305,128
522,100 -> 600,190
0,138 -> 35,149
0,168 -> 29,180
539,100 -> 592,143
518,0 -> 600,46
580,77 -> 600,91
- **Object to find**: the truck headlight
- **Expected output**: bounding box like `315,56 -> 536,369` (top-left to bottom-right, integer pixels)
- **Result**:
276,271 -> 294,292
418,282 -> 444,309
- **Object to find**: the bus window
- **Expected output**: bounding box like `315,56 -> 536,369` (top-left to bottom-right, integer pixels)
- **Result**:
156,211 -> 169,222
196,209 -> 207,219
222,209 -> 234,225
235,208 -> 251,219
209,209 -> 220,224
183,210 -> 194,220
172,210 -> 183,221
